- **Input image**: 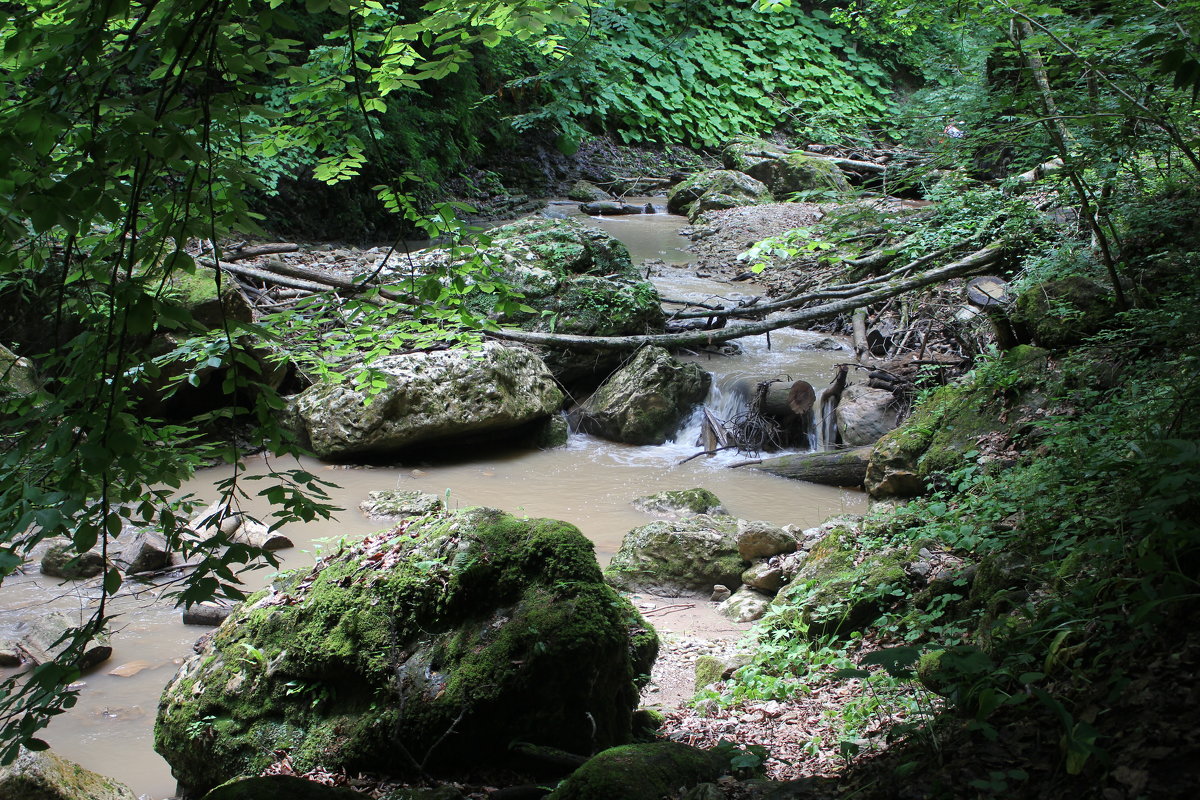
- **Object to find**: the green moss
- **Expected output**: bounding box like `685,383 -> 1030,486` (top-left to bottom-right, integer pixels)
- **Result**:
633,488 -> 725,517
157,508 -> 652,794
546,276 -> 663,337
868,347 -> 1052,497
1012,276 -> 1116,349
546,742 -> 727,800
779,153 -> 852,194
631,709 -> 665,741
694,654 -> 725,689
771,530 -> 921,638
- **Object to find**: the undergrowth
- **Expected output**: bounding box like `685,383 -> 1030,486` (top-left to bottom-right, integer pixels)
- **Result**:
709,203 -> 1200,784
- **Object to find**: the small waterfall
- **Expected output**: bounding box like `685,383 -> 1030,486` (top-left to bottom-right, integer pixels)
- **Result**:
672,375 -> 748,449
812,388 -> 840,451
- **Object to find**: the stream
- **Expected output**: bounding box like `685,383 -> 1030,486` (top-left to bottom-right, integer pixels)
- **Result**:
0,201 -> 867,798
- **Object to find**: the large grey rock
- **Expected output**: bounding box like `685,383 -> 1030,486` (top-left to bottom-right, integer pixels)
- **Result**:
41,542 -> 105,580
741,560 -> 785,593
567,180 -> 612,202
115,530 -> 171,574
721,138 -> 852,196
443,218 -> 664,386
155,507 -> 656,796
718,586 -> 773,623
359,490 -> 443,520
0,748 -> 137,800
736,520 -> 796,561
667,170 -> 773,222
631,488 -> 726,519
12,613 -> 111,669
0,344 -> 37,398
574,346 -> 710,445
836,384 -> 900,446
605,516 -> 743,597
293,342 -> 564,459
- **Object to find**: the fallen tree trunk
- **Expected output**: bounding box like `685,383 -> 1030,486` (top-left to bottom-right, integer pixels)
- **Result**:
487,245 -> 1004,352
748,446 -> 872,487
258,258 -> 413,303
673,235 -> 991,321
222,243 -> 300,262
200,258 -> 330,294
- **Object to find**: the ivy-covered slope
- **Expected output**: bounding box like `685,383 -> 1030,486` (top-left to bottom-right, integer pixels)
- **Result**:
531,1 -> 891,148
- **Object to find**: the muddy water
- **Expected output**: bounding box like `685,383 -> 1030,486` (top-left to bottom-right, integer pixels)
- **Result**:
0,203 -> 866,798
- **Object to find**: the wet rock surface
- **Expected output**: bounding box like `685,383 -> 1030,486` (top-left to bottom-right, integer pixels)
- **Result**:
573,346 -> 710,446
292,342 -> 564,460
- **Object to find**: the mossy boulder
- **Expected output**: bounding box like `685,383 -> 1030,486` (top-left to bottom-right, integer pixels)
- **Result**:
735,520 -> 796,561
721,138 -> 851,197
201,775 -> 370,800
1011,275 -> 1116,350
461,218 -> 662,336
0,747 -> 137,800
567,180 -> 612,202
605,515 -> 743,597
165,269 -> 254,329
292,342 -> 564,460
769,521 -> 926,637
0,344 -> 37,398
359,490 -> 444,520
155,507 -> 658,796
446,218 -> 664,386
40,541 -> 105,579
667,170 -> 773,222
546,742 -> 727,800
574,346 -> 711,445
865,346 -> 1051,498
631,489 -> 726,519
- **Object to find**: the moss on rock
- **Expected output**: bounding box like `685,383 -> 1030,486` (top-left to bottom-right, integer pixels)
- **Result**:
667,170 -> 773,221
769,523 -> 929,638
545,742 -> 727,800
720,138 -> 850,197
866,346 -> 1052,498
155,508 -> 656,796
575,347 -> 711,446
604,515 -> 743,597
1011,276 -> 1116,350
631,489 -> 726,519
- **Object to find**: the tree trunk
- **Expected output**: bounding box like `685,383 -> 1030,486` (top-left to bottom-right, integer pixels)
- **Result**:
748,446 -> 872,487
487,245 -> 1004,353
222,243 -> 300,262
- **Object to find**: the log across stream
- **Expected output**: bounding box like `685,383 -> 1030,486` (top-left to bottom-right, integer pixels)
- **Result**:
0,201 -> 867,798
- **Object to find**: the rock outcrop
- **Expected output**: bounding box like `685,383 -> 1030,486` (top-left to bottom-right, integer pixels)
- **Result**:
631,489 -> 726,519
835,383 -> 900,446
604,515 -> 743,597
667,170 -> 773,222
573,346 -> 710,445
0,748 -> 137,800
721,137 -> 851,197
292,342 -> 564,460
155,507 -> 657,795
